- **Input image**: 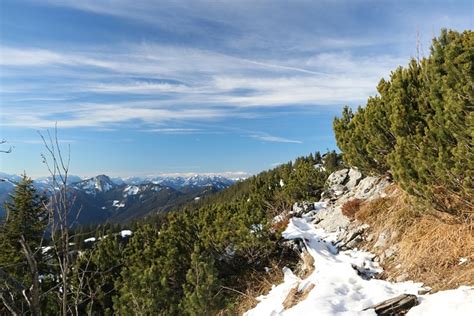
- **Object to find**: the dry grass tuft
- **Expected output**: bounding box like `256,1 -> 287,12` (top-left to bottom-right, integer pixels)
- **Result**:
282,283 -> 315,310
397,214 -> 474,291
296,250 -> 315,279
355,187 -> 421,236
231,260 -> 285,315
342,198 -> 363,219
355,184 -> 474,291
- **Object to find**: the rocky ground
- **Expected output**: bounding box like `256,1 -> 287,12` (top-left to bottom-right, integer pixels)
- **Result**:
245,169 -> 473,315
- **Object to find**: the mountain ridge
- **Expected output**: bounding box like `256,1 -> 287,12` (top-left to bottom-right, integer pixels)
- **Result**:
0,173 -> 238,222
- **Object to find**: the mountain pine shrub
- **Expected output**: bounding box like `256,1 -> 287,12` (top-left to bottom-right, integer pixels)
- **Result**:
334,29 -> 473,216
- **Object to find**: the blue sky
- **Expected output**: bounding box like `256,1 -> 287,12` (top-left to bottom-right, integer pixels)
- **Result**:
0,0 -> 472,177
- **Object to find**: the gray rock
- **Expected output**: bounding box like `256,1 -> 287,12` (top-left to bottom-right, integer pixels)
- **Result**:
332,184 -> 347,196
346,168 -> 363,190
292,201 -> 316,217
352,176 -> 391,201
418,287 -> 432,295
374,230 -> 389,248
345,235 -> 364,249
384,245 -> 398,258
337,223 -> 369,248
326,169 -> 349,187
367,233 -> 375,242
395,273 -> 410,282
351,263 -> 381,279
313,206 -> 350,232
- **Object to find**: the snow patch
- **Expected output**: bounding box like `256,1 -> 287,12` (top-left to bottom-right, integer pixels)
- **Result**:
112,200 -> 125,208
458,257 -> 468,265
245,207 -> 474,315
120,230 -> 132,238
407,286 -> 474,315
124,185 -> 140,196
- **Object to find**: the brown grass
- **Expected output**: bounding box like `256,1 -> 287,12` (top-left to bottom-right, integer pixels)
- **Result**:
231,261 -> 285,315
354,184 -> 474,291
341,198 -> 363,219
282,283 -> 315,310
296,250 -> 315,279
355,187 -> 421,235
397,214 -> 474,291
272,213 -> 290,235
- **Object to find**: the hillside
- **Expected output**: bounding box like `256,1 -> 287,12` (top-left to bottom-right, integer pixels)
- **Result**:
245,169 -> 473,315
1,29 -> 472,315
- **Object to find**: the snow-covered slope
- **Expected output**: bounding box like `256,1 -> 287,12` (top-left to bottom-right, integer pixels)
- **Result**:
246,207 -> 473,315
245,169 -> 474,316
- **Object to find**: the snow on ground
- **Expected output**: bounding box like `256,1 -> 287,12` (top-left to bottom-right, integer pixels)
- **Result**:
407,286 -> 473,315
120,230 -> 132,238
41,246 -> 53,254
246,204 -> 474,316
83,230 -> 132,243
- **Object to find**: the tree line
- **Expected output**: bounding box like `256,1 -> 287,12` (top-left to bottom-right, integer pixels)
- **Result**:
0,150 -> 343,314
334,29 -> 473,217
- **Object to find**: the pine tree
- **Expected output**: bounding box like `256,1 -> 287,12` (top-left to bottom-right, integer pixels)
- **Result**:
0,175 -> 48,315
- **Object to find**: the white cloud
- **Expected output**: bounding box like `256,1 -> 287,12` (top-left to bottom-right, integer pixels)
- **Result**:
1,42 -> 406,128
151,171 -> 250,179
250,134 -> 302,144
146,128 -> 202,134
1,102 -> 230,128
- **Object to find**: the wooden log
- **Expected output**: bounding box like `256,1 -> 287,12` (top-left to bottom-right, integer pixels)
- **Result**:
364,294 -> 419,315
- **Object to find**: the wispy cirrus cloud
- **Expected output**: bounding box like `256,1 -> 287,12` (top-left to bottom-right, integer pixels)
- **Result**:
3,1 -> 467,132
1,43 -> 404,129
250,133 -> 302,144
146,128 -> 202,134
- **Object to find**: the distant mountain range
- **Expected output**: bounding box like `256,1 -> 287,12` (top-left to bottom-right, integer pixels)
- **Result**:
0,173 -> 239,225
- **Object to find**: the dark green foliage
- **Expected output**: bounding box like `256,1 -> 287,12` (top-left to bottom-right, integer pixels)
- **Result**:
334,29 -> 473,215
180,244 -> 220,315
0,155 -> 342,314
72,231 -> 126,315
113,151 -> 341,314
0,175 -> 48,314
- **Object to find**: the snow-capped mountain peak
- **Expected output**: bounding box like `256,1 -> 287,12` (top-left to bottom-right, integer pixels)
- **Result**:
73,175 -> 116,194
111,174 -> 237,189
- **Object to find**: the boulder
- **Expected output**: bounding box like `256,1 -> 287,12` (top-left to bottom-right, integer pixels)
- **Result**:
336,223 -> 370,249
326,169 -> 349,187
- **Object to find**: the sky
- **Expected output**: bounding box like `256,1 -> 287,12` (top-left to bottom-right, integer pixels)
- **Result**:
0,0 -> 472,178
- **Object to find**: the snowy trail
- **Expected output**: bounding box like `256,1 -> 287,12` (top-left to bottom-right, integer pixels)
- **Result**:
245,203 -> 473,316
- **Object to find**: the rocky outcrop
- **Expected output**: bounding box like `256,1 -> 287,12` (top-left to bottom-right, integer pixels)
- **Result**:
287,168 -> 393,257
313,168 -> 391,234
